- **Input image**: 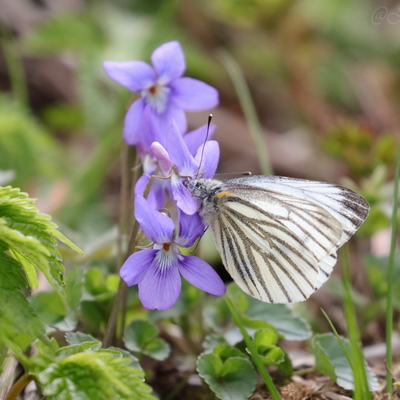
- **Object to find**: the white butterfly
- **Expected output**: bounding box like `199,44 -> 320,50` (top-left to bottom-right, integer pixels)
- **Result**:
185,175 -> 369,303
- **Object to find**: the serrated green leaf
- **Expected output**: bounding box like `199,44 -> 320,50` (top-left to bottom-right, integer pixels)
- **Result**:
30,267 -> 85,331
0,252 -> 45,351
197,352 -> 257,400
123,319 -> 170,361
38,349 -> 156,400
0,186 -> 83,298
56,342 -> 102,358
65,332 -> 97,345
312,333 -> 378,391
108,347 -> 141,370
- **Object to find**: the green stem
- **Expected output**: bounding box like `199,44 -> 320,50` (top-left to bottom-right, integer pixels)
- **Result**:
102,173 -> 156,348
5,373 -> 34,400
224,296 -> 281,400
218,50 -> 272,175
321,308 -> 354,370
385,144 -> 400,394
117,150 -> 140,345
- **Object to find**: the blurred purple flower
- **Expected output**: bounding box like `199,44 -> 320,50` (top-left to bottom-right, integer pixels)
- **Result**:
135,121 -> 218,212
103,41 -> 219,146
120,196 -> 225,310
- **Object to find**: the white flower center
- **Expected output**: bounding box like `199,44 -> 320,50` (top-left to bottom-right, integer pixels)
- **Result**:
154,243 -> 181,271
142,83 -> 170,114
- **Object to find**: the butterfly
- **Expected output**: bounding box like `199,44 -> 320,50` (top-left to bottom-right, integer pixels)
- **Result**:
185,175 -> 369,303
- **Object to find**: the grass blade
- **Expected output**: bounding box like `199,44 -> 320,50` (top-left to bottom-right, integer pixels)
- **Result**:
218,50 -> 272,175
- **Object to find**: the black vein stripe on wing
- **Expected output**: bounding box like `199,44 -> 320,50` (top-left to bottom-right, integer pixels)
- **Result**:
224,177 -> 369,245
214,196 -> 322,302
224,204 -> 319,275
221,193 -> 342,265
217,212 -> 271,301
266,194 -> 342,255
222,210 -> 313,302
224,205 -> 318,286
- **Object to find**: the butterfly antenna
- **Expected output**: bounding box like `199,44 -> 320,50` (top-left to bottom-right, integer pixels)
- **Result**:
195,114 -> 213,179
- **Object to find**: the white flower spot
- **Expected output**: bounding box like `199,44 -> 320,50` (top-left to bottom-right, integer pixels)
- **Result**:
142,83 -> 170,114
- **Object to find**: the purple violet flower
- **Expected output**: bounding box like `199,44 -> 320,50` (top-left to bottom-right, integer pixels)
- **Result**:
103,41 -> 219,146
135,121 -> 219,212
120,196 -> 226,310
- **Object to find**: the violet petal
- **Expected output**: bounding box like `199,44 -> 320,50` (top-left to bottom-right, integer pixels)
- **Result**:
175,210 -> 205,248
134,195 -> 174,244
103,61 -> 155,92
183,123 -> 216,156
123,98 -> 146,145
178,255 -> 226,296
138,256 -> 182,310
151,41 -> 185,84
170,175 -> 199,215
150,142 -> 174,176
120,249 -> 158,286
194,140 -> 220,178
170,77 -> 219,110
166,121 -> 198,176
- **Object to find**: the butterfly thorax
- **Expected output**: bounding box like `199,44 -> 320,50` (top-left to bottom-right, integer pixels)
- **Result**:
184,178 -> 225,219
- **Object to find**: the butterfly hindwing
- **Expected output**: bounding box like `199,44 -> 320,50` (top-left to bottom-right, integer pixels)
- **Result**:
207,189 -> 343,303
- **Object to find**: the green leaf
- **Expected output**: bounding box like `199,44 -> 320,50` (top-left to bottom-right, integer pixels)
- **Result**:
56,342 -> 102,358
205,283 -> 311,341
0,186 -> 83,298
312,333 -> 378,391
202,334 -> 228,352
38,349 -> 156,400
30,267 -> 85,331
245,297 -> 312,340
213,344 -> 247,361
0,252 -> 45,351
197,349 -> 257,400
253,329 -> 283,364
253,329 -> 293,375
123,319 -> 170,361
65,332 -> 97,346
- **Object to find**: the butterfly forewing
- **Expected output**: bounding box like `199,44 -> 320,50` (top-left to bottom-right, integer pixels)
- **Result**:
226,176 -> 369,247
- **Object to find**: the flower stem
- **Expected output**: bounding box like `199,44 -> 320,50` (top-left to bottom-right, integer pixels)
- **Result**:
218,49 -> 272,176
385,144 -> 400,394
5,373 -> 34,400
224,296 -> 281,400
102,168 -> 156,348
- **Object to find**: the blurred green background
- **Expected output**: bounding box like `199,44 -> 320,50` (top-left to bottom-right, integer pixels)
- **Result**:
0,0 -> 398,325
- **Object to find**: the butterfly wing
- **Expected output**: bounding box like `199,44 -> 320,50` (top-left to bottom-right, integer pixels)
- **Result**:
203,176 -> 369,303
225,175 -> 370,248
